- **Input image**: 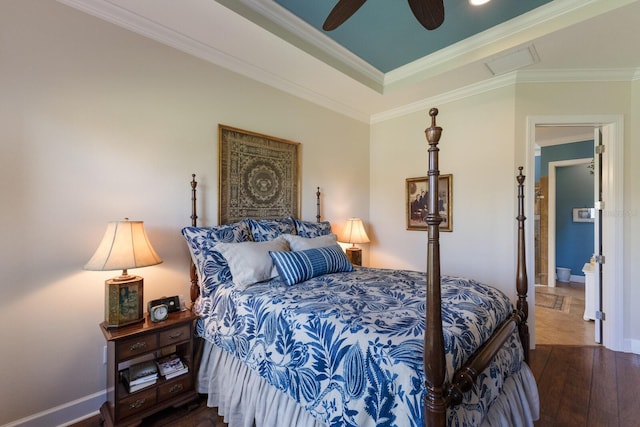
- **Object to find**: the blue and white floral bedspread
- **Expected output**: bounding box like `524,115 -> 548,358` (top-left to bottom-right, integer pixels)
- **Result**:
195,267 -> 524,426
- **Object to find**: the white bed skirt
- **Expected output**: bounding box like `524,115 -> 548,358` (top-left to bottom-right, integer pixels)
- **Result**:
197,340 -> 539,427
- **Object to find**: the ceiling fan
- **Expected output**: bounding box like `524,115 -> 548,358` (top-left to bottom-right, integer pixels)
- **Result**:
323,0 -> 445,31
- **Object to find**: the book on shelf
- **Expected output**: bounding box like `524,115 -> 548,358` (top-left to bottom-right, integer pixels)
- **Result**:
121,369 -> 157,393
123,360 -> 158,386
156,354 -> 187,377
164,366 -> 189,380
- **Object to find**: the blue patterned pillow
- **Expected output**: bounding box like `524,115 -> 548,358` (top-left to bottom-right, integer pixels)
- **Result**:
246,218 -> 296,242
269,244 -> 353,286
293,218 -> 332,238
181,222 -> 251,297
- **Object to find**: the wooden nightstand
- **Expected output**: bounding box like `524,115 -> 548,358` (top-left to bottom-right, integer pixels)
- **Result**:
99,310 -> 199,426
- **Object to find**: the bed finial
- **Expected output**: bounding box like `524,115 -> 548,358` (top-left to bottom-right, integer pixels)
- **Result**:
427,108 -> 442,145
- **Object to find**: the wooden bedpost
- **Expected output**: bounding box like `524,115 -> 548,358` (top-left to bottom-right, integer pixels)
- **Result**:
423,108 -> 447,427
316,187 -> 321,223
189,174 -> 199,305
516,167 -> 530,364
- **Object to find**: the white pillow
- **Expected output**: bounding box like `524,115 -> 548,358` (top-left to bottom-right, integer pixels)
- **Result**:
214,236 -> 289,289
281,233 -> 338,251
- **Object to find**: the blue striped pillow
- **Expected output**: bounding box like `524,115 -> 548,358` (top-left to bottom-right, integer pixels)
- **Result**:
269,245 -> 353,286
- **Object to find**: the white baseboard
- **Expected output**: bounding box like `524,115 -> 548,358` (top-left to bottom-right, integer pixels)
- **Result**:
570,274 -> 585,283
4,390 -> 105,427
624,338 -> 640,355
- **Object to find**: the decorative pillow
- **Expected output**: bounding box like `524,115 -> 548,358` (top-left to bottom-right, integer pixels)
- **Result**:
293,218 -> 332,238
214,236 -> 289,289
269,244 -> 353,286
245,218 -> 297,242
281,233 -> 338,251
181,222 -> 251,297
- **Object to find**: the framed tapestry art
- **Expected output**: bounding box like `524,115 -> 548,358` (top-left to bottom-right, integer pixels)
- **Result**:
406,174 -> 452,231
219,125 -> 300,224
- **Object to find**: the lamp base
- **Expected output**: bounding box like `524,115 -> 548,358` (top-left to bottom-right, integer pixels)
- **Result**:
105,276 -> 145,328
345,247 -> 362,266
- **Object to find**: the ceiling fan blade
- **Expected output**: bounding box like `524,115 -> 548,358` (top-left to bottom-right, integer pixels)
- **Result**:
323,0 -> 367,31
407,0 -> 444,30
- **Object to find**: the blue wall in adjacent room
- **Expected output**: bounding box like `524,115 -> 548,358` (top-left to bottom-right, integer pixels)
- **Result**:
540,140 -> 594,277
540,141 -> 594,176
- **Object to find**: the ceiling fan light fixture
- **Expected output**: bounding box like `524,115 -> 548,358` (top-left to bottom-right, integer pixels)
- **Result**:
469,0 -> 491,5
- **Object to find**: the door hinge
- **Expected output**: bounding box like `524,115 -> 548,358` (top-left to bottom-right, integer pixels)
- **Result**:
595,201 -> 604,210
595,145 -> 605,154
594,254 -> 605,264
596,311 -> 606,321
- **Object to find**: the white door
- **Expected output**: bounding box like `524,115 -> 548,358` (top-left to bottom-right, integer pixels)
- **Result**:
593,128 -> 603,344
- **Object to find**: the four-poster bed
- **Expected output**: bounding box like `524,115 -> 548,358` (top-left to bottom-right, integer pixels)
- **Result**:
182,108 -> 538,426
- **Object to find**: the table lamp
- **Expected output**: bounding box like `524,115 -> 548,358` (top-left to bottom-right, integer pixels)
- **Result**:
339,218 -> 370,266
85,219 -> 162,328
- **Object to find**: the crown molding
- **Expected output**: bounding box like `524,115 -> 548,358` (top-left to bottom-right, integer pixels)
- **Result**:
516,68 -> 640,83
372,67 -> 639,124
371,73 -> 518,124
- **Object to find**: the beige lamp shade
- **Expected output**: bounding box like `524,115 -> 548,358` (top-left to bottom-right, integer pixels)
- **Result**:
84,219 -> 163,281
340,218 -> 370,246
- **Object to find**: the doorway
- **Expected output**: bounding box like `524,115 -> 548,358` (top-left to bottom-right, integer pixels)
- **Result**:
535,152 -> 595,345
526,114 -> 624,352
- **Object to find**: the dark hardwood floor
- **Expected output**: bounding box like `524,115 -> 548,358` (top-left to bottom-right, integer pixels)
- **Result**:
531,345 -> 640,426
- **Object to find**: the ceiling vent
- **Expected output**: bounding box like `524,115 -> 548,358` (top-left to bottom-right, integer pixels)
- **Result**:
485,44 -> 539,75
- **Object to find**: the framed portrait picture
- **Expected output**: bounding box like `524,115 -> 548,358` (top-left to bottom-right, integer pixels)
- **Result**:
104,278 -> 144,328
573,207 -> 595,223
219,125 -> 300,224
406,174 -> 452,231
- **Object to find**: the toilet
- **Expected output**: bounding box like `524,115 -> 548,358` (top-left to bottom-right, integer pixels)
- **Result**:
556,267 -> 571,282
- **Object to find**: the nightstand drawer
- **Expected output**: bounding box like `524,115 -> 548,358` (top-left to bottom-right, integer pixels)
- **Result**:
159,324 -> 190,346
158,375 -> 193,402
116,388 -> 157,419
117,334 -> 159,360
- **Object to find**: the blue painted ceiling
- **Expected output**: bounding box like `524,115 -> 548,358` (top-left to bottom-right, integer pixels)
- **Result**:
274,0 -> 553,72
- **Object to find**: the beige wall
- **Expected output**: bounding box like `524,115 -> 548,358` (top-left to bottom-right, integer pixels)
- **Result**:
370,87 -> 520,296
0,2 -> 369,424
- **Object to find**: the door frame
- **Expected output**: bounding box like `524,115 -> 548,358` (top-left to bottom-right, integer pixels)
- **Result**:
526,114 -> 624,352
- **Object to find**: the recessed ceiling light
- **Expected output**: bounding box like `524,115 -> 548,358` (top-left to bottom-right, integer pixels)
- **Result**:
469,0 -> 491,5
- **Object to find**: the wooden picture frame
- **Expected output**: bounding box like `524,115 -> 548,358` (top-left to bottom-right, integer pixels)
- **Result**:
406,174 -> 452,231
219,125 -> 300,224
573,207 -> 595,222
105,277 -> 144,328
